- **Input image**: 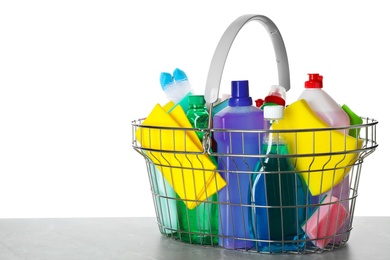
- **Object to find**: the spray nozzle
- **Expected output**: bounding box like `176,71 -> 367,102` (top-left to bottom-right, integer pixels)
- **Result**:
262,85 -> 286,108
173,68 -> 188,82
259,85 -> 286,120
160,72 -> 173,90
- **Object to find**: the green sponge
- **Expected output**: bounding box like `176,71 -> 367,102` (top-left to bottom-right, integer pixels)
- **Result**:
342,104 -> 363,138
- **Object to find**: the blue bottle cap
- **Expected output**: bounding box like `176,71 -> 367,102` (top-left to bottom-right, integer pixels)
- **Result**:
173,68 -> 188,81
160,72 -> 173,90
229,80 -> 253,107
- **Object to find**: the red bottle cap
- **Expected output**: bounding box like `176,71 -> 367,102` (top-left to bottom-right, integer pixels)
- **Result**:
255,99 -> 264,108
305,73 -> 323,88
264,95 -> 286,106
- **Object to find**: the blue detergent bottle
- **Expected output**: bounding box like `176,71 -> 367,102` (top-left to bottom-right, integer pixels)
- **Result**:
252,103 -> 309,253
213,80 -> 264,249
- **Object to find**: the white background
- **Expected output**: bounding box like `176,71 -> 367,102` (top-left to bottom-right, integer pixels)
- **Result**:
0,0 -> 387,218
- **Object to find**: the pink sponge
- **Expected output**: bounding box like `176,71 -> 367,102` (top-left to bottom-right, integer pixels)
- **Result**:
301,195 -> 349,249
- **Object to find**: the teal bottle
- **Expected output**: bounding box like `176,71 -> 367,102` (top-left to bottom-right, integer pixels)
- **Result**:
173,95 -> 218,245
252,105 -> 309,253
149,163 -> 178,235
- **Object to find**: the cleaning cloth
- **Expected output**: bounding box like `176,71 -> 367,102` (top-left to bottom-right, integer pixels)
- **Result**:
136,103 -> 226,209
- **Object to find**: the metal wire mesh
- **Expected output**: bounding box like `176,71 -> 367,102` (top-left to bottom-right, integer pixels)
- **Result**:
131,117 -> 378,254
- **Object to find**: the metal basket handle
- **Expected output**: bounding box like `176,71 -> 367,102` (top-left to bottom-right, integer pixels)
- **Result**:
204,14 -> 290,107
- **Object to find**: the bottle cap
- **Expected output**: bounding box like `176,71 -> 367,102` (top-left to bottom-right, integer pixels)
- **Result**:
255,99 -> 264,108
305,74 -> 323,88
264,105 -> 284,120
173,68 -> 188,82
160,72 -> 173,90
263,85 -> 286,106
264,95 -> 285,106
229,80 -> 252,107
188,95 -> 206,106
267,85 -> 286,99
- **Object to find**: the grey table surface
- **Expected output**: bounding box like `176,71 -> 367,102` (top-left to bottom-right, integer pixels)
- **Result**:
0,217 -> 388,260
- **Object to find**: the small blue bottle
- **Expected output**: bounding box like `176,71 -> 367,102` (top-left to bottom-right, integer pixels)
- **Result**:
213,80 -> 264,249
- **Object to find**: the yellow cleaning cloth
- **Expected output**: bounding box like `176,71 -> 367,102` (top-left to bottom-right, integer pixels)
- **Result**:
271,100 -> 363,196
162,100 -> 175,111
136,103 -> 226,209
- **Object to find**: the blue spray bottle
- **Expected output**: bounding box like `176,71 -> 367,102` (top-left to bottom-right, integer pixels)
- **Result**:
252,86 -> 309,252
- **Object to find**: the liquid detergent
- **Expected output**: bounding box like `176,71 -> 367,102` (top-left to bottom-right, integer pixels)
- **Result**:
160,68 -> 194,113
252,95 -> 308,253
213,80 -> 264,249
174,94 -> 218,245
252,141 -> 308,252
297,74 -> 352,243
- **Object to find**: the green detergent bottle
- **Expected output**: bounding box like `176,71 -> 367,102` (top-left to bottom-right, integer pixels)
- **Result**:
173,95 -> 218,245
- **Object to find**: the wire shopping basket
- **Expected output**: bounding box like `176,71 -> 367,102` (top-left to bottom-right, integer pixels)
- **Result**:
131,14 -> 378,254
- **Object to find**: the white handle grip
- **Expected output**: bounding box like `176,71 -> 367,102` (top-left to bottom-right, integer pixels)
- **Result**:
204,14 -> 290,104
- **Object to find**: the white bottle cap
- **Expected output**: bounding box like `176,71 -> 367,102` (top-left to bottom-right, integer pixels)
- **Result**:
264,105 -> 284,120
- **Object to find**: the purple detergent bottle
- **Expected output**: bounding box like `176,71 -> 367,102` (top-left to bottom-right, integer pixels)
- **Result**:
213,80 -> 264,249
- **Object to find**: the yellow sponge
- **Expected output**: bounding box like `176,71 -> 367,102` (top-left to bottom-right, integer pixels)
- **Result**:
136,103 -> 226,209
271,99 -> 363,196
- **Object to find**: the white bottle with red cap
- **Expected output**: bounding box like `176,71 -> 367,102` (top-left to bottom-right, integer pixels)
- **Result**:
298,74 -> 350,128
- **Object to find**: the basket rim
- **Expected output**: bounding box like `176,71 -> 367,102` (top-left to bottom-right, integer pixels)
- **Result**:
131,117 -> 378,133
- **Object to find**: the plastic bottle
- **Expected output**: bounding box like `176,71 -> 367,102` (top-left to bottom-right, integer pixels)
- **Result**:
252,104 -> 309,252
147,102 -> 178,235
252,86 -> 308,251
298,74 -> 351,246
149,163 -> 178,235
160,68 -> 194,113
175,196 -> 218,245
173,94 -> 218,245
186,95 -> 209,141
298,74 -> 350,128
213,80 -> 264,249
211,94 -> 230,116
